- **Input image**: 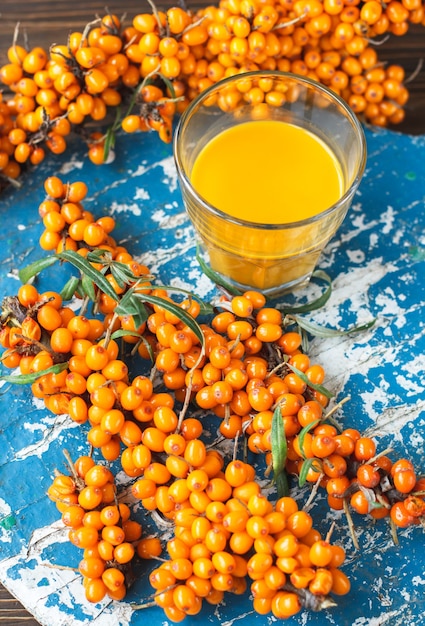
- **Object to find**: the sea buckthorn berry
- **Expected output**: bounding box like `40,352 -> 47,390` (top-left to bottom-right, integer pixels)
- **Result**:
231,295 -> 253,317
246,516 -> 270,539
85,345 -> 110,371
311,434 -> 337,458
256,322 -> 282,342
357,463 -> 380,488
274,533 -> 300,558
271,590 -> 301,618
286,510 -> 313,538
404,495 -> 425,518
350,489 -> 370,515
354,437 -> 376,461
224,460 -> 249,487
309,540 -> 333,567
391,460 -> 416,494
309,567 -> 333,596
390,501 -> 416,528
37,304 -> 62,331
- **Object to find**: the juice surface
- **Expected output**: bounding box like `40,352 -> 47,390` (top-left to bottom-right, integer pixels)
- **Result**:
190,120 -> 345,224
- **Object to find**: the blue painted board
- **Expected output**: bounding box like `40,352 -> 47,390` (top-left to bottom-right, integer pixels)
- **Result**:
0,126 -> 424,626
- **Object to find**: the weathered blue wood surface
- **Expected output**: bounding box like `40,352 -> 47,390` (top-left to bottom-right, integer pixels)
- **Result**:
0,126 -> 424,626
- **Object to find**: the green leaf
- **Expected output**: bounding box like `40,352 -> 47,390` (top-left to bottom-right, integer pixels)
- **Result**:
286,362 -> 334,399
112,330 -> 154,361
0,362 -> 69,385
195,247 -> 242,296
159,73 -> 176,99
271,405 -> 289,497
298,458 -> 323,488
110,329 -> 143,341
86,248 -> 111,263
280,270 -> 332,315
275,471 -> 289,499
124,81 -> 143,118
56,251 -> 119,302
296,419 -> 321,459
136,281 -> 214,316
134,293 -> 205,346
136,335 -> 155,361
60,276 -> 80,301
18,256 -> 58,284
114,286 -> 149,329
110,262 -> 140,288
80,272 -> 97,302
103,127 -> 115,162
290,314 -> 376,339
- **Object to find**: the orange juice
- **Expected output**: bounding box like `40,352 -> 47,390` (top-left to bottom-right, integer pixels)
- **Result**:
191,120 -> 344,224
174,72 -> 366,295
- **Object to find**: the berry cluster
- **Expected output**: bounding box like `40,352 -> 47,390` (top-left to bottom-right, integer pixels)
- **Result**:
1,175 -> 424,620
145,459 -> 350,621
37,176 -> 116,253
48,454 -> 143,602
0,0 -> 424,188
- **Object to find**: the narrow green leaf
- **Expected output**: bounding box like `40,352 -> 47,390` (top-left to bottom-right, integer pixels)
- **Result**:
124,81 -> 143,118
271,405 -> 289,497
110,263 -> 139,288
81,272 -> 97,302
281,270 -> 332,315
275,472 -> 289,498
114,286 -> 149,328
86,248 -> 111,263
103,127 -> 115,162
60,276 -> 80,301
296,419 -> 321,459
286,362 -> 334,399
111,329 -> 142,341
159,73 -> 176,99
291,314 -> 376,339
18,256 -> 57,284
135,280 -> 214,316
134,335 -> 155,361
271,405 -> 286,472
134,293 -> 205,346
110,329 -> 154,360
298,458 -> 323,487
0,362 -> 69,385
56,251 -> 119,302
195,247 -> 242,296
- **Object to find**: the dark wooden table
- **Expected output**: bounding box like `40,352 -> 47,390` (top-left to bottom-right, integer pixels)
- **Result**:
0,2 -> 424,625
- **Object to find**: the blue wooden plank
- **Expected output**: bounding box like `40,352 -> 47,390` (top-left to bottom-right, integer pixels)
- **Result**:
0,126 -> 424,626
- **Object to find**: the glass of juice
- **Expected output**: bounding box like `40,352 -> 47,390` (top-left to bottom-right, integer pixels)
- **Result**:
173,71 -> 366,296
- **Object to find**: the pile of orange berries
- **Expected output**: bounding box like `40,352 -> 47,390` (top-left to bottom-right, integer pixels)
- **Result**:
144,459 -> 350,621
37,176 -> 116,253
1,0 -> 424,188
1,174 -> 424,618
286,421 -> 425,530
47,454 -> 144,603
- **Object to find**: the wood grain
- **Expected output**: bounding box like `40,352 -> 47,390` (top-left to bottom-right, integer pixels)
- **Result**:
0,2 -> 424,624
0,585 -> 40,625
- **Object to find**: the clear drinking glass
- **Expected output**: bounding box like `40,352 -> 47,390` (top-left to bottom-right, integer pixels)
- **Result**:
173,71 -> 367,296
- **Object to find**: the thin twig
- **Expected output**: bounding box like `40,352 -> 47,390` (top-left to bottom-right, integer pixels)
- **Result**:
303,472 -> 324,511
343,497 -> 360,550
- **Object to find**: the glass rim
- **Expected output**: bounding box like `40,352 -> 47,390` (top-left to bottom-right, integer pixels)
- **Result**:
173,70 -> 367,231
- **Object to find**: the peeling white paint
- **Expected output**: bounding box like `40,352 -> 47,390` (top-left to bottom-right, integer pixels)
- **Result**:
160,156 -> 178,192
109,201 -> 142,216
